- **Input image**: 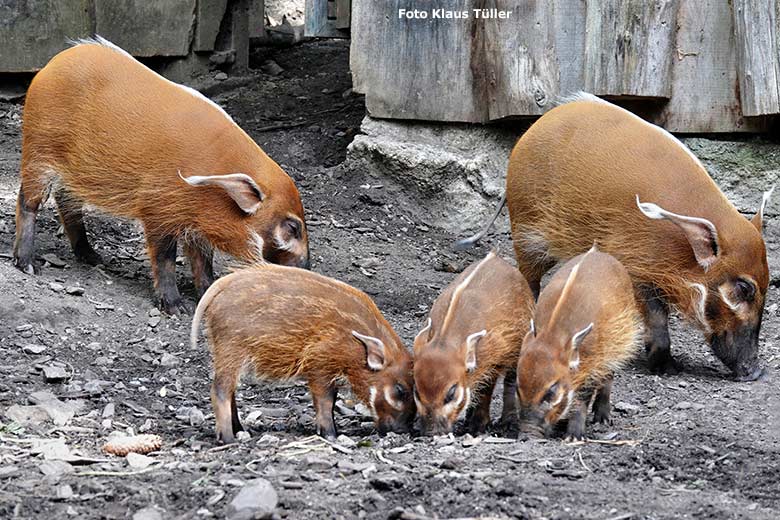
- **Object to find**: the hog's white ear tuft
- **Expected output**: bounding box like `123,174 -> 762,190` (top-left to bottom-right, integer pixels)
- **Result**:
751,184 -> 775,232
414,318 -> 432,343
352,331 -> 386,371
529,319 -> 536,337
465,330 -> 486,372
571,323 -> 593,352
179,170 -> 265,215
636,195 -> 719,271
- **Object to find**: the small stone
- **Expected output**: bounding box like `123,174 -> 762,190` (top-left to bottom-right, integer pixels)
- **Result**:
369,473 -> 403,491
236,431 -> 251,442
15,324 -> 33,332
148,308 -> 161,317
5,405 -> 49,426
39,460 -> 74,477
56,484 -> 74,500
341,88 -> 353,99
86,342 -> 101,351
614,402 -> 640,414
675,401 -> 693,410
337,460 -> 373,474
0,465 -> 19,479
148,316 -> 161,328
336,434 -> 357,448
126,452 -> 155,469
94,356 -> 113,366
23,344 -> 47,355
49,282 -> 65,292
188,407 -> 205,426
226,478 -> 278,519
43,365 -> 69,383
65,286 -> 85,296
160,353 -> 181,367
261,60 -> 284,76
304,456 -> 335,470
103,403 -> 115,418
214,72 -> 228,81
41,254 -> 66,268
133,507 -> 164,520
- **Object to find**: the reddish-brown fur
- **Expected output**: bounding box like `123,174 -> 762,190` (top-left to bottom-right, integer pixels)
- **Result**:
13,39 -> 309,314
192,263 -> 415,443
413,251 -> 535,435
517,248 -> 642,439
505,94 -> 770,380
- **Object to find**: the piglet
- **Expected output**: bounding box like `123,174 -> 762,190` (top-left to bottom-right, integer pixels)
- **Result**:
516,246 -> 642,439
413,251 -> 535,435
191,264 -> 415,443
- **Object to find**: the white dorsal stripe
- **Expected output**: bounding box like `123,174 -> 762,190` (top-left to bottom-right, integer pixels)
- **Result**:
548,248 -> 595,331
440,251 -> 495,336
72,36 -> 238,128
760,185 -> 775,220
562,91 -> 706,172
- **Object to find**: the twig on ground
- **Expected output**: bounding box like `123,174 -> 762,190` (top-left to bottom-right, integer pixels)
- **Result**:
75,462 -> 163,477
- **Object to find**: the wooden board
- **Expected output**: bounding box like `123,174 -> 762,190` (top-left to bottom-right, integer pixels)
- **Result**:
654,0 -> 766,132
583,0 -> 679,98
335,0 -> 351,30
554,0 -> 587,98
305,0 -> 348,38
732,0 -> 780,116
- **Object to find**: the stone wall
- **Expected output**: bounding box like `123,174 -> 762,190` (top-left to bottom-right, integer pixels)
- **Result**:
346,116 -> 780,234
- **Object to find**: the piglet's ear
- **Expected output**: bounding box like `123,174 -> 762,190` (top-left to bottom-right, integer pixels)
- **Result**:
636,196 -> 719,271
414,318 -> 432,344
352,331 -> 386,371
571,323 -> 593,352
465,330 -> 486,372
751,185 -> 774,233
179,170 -> 265,215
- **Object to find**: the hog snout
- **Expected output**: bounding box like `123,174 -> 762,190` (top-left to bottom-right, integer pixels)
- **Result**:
710,321 -> 762,381
518,408 -> 547,438
418,415 -> 452,436
378,418 -> 411,435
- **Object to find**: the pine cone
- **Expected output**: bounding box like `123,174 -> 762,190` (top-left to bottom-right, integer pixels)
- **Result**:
102,434 -> 163,456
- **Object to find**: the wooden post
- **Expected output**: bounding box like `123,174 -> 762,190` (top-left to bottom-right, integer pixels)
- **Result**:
732,0 -> 780,116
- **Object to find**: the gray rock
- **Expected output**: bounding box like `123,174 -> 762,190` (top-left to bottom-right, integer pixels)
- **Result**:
127,453 -> 155,469
675,401 -> 693,410
261,60 -> 284,76
160,353 -> 181,367
94,356 -> 114,366
23,344 -> 47,355
0,465 -> 19,479
38,460 -> 74,477
29,391 -> 84,426
56,484 -> 74,500
5,405 -> 49,426
49,282 -> 65,292
215,72 -> 228,81
614,402 -> 640,414
42,365 -> 69,383
41,254 -> 66,267
132,506 -> 164,520
226,479 -> 278,520
148,316 -> 161,328
65,286 -> 85,296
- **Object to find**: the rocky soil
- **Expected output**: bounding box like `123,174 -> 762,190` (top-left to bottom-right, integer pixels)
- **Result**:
0,40 -> 779,520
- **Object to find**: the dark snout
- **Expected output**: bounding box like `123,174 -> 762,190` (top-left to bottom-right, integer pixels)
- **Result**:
378,418 -> 411,435
709,319 -> 765,382
518,407 -> 548,438
416,415 -> 452,436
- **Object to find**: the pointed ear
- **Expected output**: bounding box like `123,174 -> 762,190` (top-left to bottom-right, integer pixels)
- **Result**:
352,331 -> 386,371
465,330 -> 486,372
751,185 -> 774,232
414,318 -> 432,345
179,170 -> 265,215
571,323 -> 593,351
636,196 -> 719,270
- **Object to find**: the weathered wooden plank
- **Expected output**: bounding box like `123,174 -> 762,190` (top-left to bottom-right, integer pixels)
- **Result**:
351,1 -> 485,122
0,0 -> 91,72
335,0 -> 351,29
732,0 -> 780,116
554,0 -> 587,97
654,0 -> 766,132
195,0 -> 228,51
95,0 -> 196,57
484,0 -> 559,118
305,0 -> 346,37
583,0 -> 679,98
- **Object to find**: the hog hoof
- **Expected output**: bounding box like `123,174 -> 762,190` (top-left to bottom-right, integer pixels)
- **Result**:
160,298 -> 192,316
647,351 -> 681,375
13,258 -> 37,275
76,247 -> 104,266
495,413 -> 519,433
592,408 -> 611,425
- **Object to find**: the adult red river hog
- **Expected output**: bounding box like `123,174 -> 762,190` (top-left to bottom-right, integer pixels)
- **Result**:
13,37 -> 309,314
191,263 -> 415,443
457,93 -> 773,381
516,247 -> 642,439
413,251 -> 534,435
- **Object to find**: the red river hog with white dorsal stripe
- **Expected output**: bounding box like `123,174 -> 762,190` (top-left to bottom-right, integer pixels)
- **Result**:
13,37 -> 309,315
413,251 -> 535,435
191,263 -> 415,443
457,93 -> 772,381
516,247 -> 642,440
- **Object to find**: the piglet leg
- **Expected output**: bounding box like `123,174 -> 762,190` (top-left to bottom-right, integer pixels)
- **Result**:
592,375 -> 613,424
465,378 -> 497,434
310,381 -> 337,440
211,375 -> 238,444
565,389 -> 594,441
145,230 -> 189,315
498,369 -> 519,429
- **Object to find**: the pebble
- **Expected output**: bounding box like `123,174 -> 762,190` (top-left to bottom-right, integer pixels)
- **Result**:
56,484 -> 74,500
65,286 -> 85,296
614,401 -> 640,414
5,405 -> 49,426
126,452 -> 155,469
304,456 -> 335,470
41,254 -> 66,268
49,282 -> 65,292
226,478 -> 278,520
214,72 -> 228,81
16,324 -> 33,332
0,466 -> 19,479
148,316 -> 161,328
103,403 -> 115,418
160,353 -> 181,367
94,356 -> 113,366
369,473 -> 403,491
23,344 -> 47,355
336,434 -> 357,448
133,507 -> 164,520
261,60 -> 284,76
38,460 -> 74,477
674,401 -> 693,410
188,407 -> 205,426
42,365 -> 69,383
149,308 -> 161,317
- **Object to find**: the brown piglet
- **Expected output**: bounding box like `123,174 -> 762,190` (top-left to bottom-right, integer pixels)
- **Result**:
191,264 -> 415,443
516,246 -> 642,440
413,251 -> 535,435
14,37 -> 309,314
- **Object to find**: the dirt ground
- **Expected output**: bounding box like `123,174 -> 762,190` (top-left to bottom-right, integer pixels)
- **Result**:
1,40 -> 779,520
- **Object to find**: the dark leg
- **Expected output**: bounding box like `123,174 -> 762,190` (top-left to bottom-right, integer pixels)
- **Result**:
184,241 -> 215,297
53,189 -> 103,265
498,369 -> 519,429
13,190 -> 42,275
145,231 -> 189,315
592,375 -> 612,424
310,382 -> 337,440
465,378 -> 497,434
639,284 -> 679,374
565,388 -> 594,441
231,393 -> 243,434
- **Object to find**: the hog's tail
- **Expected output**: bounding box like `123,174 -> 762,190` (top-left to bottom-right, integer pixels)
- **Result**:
453,193 -> 506,251
190,275 -> 230,349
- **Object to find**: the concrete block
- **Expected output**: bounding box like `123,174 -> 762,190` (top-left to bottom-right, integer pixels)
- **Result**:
194,0 -> 228,51
0,0 -> 91,72
94,0 -> 196,57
